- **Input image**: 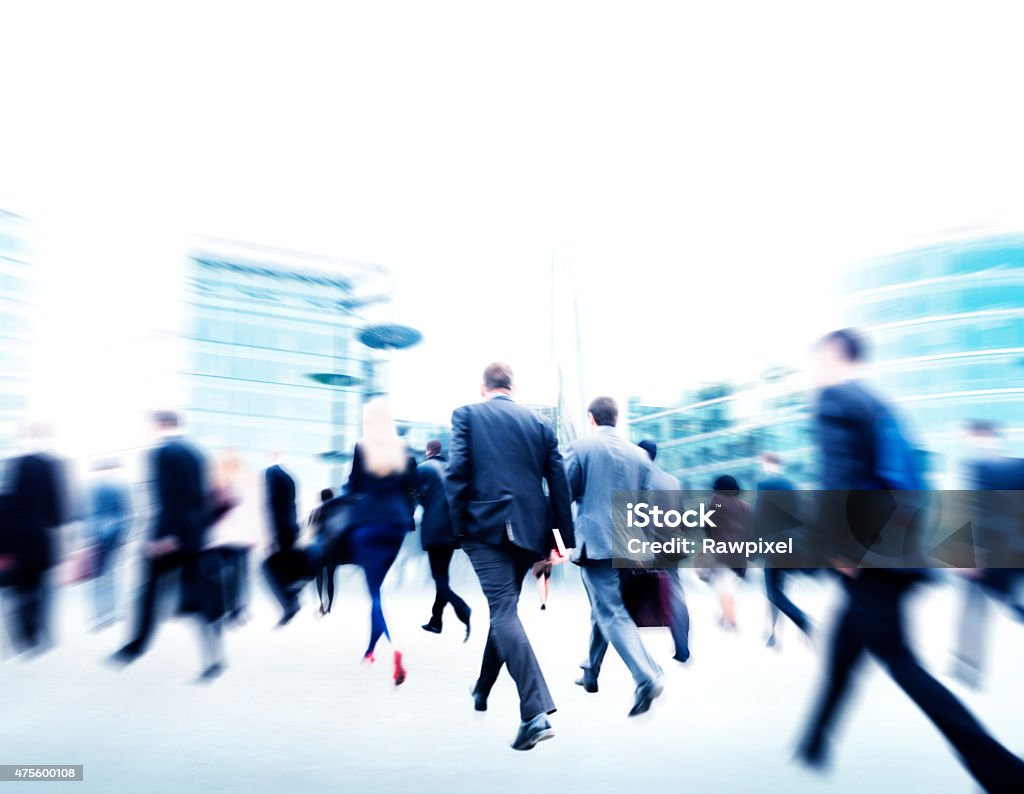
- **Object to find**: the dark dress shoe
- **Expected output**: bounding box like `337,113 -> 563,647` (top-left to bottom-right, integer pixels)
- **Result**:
672,649 -> 691,663
197,662 -> 225,682
421,622 -> 442,634
276,606 -> 299,628
471,683 -> 488,712
575,674 -> 598,693
510,714 -> 554,751
628,678 -> 664,717
795,736 -> 829,769
109,645 -> 140,666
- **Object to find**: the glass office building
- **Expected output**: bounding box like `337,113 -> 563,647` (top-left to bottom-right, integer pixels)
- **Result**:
843,235 -> 1024,478
0,210 -> 33,462
628,235 -> 1024,488
185,243 -> 389,500
628,371 -> 813,490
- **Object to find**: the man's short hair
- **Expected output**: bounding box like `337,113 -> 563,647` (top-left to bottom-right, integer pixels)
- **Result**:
637,439 -> 657,461
152,410 -> 180,429
483,362 -> 514,391
761,451 -> 781,466
426,439 -> 443,457
967,419 -> 999,437
588,396 -> 618,428
820,328 -> 866,362
713,474 -> 740,493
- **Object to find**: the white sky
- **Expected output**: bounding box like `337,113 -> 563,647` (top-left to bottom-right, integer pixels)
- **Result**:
4,1 -> 1024,452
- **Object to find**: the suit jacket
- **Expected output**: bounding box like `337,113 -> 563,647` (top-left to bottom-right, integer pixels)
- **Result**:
416,455 -> 455,549
445,394 -> 574,557
816,381 -> 927,578
152,437 -> 208,553
817,380 -> 916,491
565,426 -> 652,562
3,452 -> 67,570
265,464 -> 300,550
966,456 -> 1024,567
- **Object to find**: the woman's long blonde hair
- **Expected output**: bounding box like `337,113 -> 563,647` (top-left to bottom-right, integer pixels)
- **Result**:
358,398 -> 408,476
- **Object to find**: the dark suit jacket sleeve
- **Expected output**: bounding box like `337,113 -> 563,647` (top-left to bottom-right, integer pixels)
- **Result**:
414,463 -> 428,507
43,457 -> 67,528
445,407 -> 471,537
543,423 -> 575,549
403,455 -> 418,522
346,444 -> 364,494
564,442 -> 585,502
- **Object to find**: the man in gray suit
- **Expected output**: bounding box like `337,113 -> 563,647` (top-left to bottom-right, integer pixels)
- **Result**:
565,397 -> 664,717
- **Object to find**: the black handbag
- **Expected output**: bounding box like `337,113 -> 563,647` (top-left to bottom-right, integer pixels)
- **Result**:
312,491 -> 364,566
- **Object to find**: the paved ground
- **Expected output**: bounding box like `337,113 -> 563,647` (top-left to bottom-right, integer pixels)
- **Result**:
2,560 -> 1022,793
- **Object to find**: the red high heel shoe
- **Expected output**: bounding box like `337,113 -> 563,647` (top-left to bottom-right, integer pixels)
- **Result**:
393,651 -> 406,686
362,651 -> 375,665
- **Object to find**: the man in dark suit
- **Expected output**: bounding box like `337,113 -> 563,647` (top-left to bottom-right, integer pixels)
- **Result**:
2,423 -> 67,654
112,411 -> 224,680
416,439 -> 472,639
261,455 -> 305,626
755,451 -> 812,648
797,330 -> 1024,792
446,362 -> 575,751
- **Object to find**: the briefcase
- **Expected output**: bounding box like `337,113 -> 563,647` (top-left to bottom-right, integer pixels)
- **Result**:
620,569 -> 672,628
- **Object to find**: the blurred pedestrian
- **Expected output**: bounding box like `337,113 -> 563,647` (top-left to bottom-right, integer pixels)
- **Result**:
261,453 -> 304,626
637,439 -> 690,663
112,411 -> 225,680
308,487 -> 336,615
950,420 -> 1024,687
2,421 -> 68,654
531,558 -> 552,610
207,450 -> 252,628
754,452 -> 812,648
703,474 -> 750,631
345,399 -> 416,685
85,459 -> 131,631
415,439 -> 471,639
796,329 -> 1024,792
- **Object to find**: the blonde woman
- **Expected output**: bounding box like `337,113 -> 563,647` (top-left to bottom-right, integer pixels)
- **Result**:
344,399 -> 418,685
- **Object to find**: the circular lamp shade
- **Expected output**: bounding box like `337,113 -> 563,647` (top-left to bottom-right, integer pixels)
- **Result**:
308,373 -> 362,387
319,450 -> 354,462
358,323 -> 423,350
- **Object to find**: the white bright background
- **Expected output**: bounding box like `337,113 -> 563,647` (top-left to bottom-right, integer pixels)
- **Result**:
3,1 -> 1024,451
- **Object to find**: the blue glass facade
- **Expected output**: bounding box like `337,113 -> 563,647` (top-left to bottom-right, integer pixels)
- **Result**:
628,373 -> 814,491
0,210 -> 33,461
844,235 -> 1024,473
185,249 -> 386,498
628,235 -> 1024,488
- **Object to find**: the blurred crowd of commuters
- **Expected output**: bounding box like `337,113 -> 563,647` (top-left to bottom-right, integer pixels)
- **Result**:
2,329 -> 1023,790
